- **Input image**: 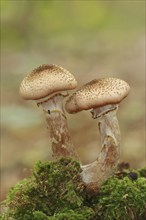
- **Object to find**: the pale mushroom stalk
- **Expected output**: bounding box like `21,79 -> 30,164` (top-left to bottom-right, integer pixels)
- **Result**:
91,104 -> 120,145
81,106 -> 120,187
38,94 -> 79,159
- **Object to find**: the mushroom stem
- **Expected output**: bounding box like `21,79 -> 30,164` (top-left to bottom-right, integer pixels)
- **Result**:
92,104 -> 120,145
81,107 -> 120,187
38,94 -> 79,160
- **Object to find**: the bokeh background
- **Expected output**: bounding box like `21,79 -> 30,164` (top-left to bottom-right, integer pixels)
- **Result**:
1,0 -> 145,201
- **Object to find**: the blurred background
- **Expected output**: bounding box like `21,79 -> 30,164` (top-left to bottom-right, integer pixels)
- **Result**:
1,1 -> 145,201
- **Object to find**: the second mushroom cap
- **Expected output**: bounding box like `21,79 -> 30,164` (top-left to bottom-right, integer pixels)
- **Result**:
65,77 -> 130,113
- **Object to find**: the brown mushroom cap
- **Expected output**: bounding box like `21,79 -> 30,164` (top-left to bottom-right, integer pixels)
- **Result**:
65,78 -> 130,113
19,64 -> 77,100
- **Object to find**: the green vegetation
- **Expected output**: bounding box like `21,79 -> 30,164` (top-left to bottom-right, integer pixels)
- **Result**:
1,1 -> 145,51
1,158 -> 146,220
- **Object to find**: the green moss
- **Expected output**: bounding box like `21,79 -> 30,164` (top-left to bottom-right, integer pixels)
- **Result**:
1,159 -> 146,220
92,176 -> 146,220
139,167 -> 146,178
1,158 -> 94,220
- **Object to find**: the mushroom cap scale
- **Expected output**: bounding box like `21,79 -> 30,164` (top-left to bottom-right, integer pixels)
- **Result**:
19,64 -> 77,100
65,78 -> 130,113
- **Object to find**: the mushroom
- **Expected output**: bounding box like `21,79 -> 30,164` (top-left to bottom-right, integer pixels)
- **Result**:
65,77 -> 130,187
19,64 -> 79,160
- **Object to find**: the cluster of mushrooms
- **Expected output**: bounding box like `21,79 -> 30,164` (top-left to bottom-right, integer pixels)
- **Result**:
20,64 -> 130,189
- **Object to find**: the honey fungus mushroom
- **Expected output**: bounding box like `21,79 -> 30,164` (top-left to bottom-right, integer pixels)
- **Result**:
65,77 -> 130,187
20,64 -> 79,160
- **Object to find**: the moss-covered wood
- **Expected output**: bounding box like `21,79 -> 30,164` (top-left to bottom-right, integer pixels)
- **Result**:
1,158 -> 146,220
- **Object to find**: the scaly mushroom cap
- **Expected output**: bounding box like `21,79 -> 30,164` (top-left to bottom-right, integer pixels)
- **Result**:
65,78 -> 130,113
19,64 -> 77,100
